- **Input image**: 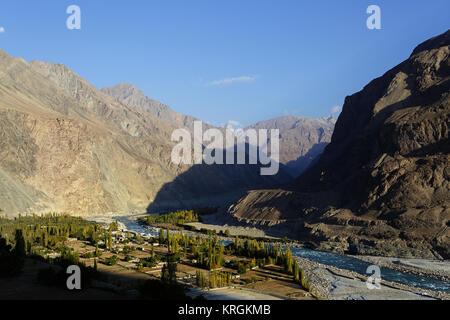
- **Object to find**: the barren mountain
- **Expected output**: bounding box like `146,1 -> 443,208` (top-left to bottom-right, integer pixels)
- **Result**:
101,84 -> 201,132
0,51 -> 289,216
246,115 -> 336,177
228,30 -> 450,259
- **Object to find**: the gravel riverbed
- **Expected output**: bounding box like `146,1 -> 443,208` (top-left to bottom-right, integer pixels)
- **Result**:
296,257 -> 449,300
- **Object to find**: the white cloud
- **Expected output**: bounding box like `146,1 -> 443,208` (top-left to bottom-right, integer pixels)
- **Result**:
0,27 -> 5,33
331,105 -> 342,114
207,75 -> 258,87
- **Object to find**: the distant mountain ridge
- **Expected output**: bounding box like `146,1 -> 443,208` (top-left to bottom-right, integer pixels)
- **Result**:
246,115 -> 336,177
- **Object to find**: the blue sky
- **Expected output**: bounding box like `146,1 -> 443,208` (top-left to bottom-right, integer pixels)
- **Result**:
0,1 -> 449,127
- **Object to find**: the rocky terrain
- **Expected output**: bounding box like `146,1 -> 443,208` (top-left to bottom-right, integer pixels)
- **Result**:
0,51 -> 289,216
295,257 -> 448,300
226,30 -> 450,259
246,115 -> 336,177
101,83 -> 202,133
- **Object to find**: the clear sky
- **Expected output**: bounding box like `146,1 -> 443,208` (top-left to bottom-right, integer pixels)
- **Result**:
0,1 -> 449,127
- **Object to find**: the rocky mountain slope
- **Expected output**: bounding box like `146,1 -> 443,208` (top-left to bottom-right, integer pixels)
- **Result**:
246,115 -> 335,177
228,30 -> 450,259
101,84 -> 201,132
0,51 -> 289,216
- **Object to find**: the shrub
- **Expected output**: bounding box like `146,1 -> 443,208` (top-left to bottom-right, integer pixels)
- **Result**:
237,264 -> 248,274
104,255 -> 119,266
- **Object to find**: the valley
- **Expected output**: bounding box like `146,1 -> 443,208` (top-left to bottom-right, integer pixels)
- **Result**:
0,15 -> 448,302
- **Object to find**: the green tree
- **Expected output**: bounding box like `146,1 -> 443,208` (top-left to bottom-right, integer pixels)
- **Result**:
161,261 -> 177,284
158,229 -> 165,244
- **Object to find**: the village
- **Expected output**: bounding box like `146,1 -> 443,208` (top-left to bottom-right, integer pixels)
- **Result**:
61,218 -> 316,300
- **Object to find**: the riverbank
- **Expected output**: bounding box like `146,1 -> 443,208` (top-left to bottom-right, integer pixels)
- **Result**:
355,255 -> 450,283
295,257 -> 448,300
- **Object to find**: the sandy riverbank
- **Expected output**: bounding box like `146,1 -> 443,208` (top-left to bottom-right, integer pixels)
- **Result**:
86,216 -> 129,231
186,222 -> 271,238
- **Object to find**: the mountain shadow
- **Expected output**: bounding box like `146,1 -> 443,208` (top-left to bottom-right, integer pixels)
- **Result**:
147,145 -> 292,213
284,142 -> 329,178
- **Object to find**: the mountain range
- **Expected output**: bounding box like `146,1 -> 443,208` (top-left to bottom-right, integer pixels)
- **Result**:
0,52 -> 333,216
